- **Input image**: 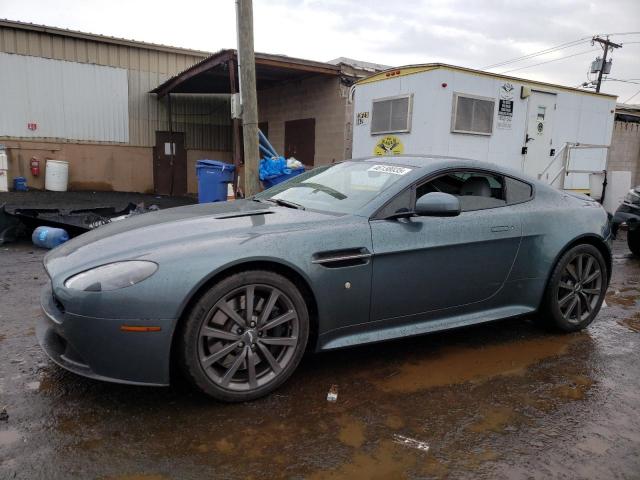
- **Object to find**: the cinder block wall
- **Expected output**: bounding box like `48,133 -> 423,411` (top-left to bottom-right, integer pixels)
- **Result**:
257,75 -> 349,165
608,121 -> 640,187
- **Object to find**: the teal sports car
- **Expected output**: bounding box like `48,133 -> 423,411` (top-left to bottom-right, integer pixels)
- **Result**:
38,156 -> 612,401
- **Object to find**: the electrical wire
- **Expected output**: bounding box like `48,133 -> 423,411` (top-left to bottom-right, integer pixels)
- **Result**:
603,79 -> 640,85
622,89 -> 640,103
481,37 -> 591,69
482,32 -> 639,72
498,49 -> 600,74
602,32 -> 640,36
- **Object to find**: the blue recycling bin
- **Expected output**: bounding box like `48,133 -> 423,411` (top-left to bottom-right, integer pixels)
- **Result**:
196,160 -> 235,203
262,168 -> 306,189
13,177 -> 28,191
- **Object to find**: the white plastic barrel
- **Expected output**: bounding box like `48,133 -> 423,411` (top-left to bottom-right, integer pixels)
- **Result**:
0,147 -> 8,192
589,172 -> 605,201
45,160 -> 69,192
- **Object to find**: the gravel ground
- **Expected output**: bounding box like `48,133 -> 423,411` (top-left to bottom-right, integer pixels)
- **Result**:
0,232 -> 639,480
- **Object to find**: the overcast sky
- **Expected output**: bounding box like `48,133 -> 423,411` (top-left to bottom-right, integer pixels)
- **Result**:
3,0 -> 639,102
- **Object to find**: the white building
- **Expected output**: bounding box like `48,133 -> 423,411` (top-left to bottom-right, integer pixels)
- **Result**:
351,64 -> 617,192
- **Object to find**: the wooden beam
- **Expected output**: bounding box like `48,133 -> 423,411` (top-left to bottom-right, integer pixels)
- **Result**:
228,58 -> 243,197
153,50 -> 234,98
255,57 -> 339,76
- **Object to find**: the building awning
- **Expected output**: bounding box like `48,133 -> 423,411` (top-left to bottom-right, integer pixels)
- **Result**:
151,49 -> 340,97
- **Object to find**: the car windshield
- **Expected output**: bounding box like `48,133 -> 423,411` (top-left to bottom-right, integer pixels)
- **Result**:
254,162 -> 413,214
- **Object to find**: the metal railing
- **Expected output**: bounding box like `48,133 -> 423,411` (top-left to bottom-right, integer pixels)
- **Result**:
537,142 -> 609,189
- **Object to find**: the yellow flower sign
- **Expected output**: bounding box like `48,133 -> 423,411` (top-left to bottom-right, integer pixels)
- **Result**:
374,135 -> 404,156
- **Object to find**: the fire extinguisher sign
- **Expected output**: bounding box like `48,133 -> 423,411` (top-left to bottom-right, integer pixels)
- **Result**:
27,122 -> 37,131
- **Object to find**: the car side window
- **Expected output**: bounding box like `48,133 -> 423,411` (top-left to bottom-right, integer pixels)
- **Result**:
377,188 -> 413,218
505,176 -> 534,204
416,170 -> 507,212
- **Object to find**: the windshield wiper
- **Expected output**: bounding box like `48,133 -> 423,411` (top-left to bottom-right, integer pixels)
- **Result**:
260,198 -> 305,210
288,182 -> 347,200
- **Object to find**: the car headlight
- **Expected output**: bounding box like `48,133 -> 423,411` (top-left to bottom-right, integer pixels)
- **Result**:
624,190 -> 640,206
64,261 -> 158,292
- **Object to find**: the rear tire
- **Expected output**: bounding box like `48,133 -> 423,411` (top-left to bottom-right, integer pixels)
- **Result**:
178,270 -> 309,402
628,229 -> 640,256
540,244 -> 608,332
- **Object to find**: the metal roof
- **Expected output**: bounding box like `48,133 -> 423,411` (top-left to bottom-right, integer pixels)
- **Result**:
0,18 -> 211,57
356,63 -> 618,99
151,49 -> 341,97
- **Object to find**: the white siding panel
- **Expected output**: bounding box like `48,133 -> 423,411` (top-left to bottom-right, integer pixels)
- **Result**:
0,52 -> 128,142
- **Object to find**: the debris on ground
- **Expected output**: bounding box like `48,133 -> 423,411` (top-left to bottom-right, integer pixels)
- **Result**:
327,384 -> 339,402
392,434 -> 430,452
0,407 -> 8,422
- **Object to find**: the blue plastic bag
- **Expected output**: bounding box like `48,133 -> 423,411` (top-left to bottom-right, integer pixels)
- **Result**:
259,156 -> 292,181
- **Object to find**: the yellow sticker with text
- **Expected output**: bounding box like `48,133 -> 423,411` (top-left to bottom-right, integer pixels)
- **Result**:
374,135 -> 404,156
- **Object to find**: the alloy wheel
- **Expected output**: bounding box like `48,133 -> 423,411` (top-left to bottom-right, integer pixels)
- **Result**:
197,284 -> 300,391
556,252 -> 603,324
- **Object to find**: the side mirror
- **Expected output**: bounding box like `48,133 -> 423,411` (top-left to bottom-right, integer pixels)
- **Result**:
415,192 -> 461,217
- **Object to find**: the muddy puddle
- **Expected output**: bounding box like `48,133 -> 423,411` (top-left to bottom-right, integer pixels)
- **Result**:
373,333 -> 580,393
618,313 -> 640,333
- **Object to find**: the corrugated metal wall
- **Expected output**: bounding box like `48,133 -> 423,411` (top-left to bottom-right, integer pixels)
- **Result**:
0,52 -> 129,142
0,24 -> 232,150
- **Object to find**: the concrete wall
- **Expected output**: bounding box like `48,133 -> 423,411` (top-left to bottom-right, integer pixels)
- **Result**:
4,140 -> 235,194
258,75 -> 350,165
608,121 -> 640,187
4,140 -> 153,192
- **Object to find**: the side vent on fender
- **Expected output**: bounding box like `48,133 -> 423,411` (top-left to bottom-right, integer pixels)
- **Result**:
312,248 -> 372,268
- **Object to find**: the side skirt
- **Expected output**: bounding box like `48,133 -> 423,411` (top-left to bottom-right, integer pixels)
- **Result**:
319,305 -> 536,351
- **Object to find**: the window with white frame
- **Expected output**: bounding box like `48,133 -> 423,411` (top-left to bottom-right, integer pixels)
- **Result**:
370,95 -> 412,134
451,93 -> 495,135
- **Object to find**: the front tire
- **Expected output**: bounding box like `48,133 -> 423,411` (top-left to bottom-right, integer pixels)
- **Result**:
628,229 -> 640,256
179,270 -> 309,402
540,244 -> 608,332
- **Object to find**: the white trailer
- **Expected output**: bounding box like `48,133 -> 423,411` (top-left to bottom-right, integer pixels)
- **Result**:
351,64 -> 617,192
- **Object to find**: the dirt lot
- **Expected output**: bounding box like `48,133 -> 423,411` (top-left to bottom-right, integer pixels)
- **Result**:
1,233 -> 639,479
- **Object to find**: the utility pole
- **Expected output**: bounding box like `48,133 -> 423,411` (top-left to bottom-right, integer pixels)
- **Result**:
592,35 -> 621,93
235,0 -> 261,197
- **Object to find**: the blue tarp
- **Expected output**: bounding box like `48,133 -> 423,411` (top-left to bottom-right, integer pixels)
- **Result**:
259,156 -> 292,180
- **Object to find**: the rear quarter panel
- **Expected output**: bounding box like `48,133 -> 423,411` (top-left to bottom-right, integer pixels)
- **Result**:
505,184 -> 611,307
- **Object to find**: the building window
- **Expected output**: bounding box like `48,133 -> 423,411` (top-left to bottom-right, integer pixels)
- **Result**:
371,95 -> 412,134
451,93 -> 495,135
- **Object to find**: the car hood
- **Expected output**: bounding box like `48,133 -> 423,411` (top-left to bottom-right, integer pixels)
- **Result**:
44,200 -> 339,280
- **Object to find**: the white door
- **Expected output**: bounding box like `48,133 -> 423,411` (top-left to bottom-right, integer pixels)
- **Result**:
523,91 -> 556,179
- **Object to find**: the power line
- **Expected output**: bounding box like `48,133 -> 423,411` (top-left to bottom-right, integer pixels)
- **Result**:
603,78 -> 640,85
602,31 -> 640,36
482,37 -> 591,69
481,32 -> 640,71
623,89 -> 640,103
498,49 -> 599,74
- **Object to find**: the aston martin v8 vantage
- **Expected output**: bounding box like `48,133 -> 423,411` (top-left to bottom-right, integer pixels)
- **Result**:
38,156 -> 612,401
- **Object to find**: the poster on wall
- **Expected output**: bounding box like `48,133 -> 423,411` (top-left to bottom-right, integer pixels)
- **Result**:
373,135 -> 404,156
356,111 -> 370,126
497,82 -> 514,130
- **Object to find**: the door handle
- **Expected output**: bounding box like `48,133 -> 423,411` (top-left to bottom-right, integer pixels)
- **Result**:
491,225 -> 514,232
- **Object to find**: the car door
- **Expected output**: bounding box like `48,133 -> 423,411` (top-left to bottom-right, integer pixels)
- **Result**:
369,170 -> 522,322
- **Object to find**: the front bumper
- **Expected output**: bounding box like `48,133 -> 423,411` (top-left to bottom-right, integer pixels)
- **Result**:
37,283 -> 173,386
612,203 -> 640,236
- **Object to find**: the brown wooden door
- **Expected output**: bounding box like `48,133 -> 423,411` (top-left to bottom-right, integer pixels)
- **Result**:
284,118 -> 315,166
153,131 -> 187,196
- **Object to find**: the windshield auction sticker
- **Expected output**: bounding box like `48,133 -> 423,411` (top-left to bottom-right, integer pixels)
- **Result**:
368,165 -> 412,175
